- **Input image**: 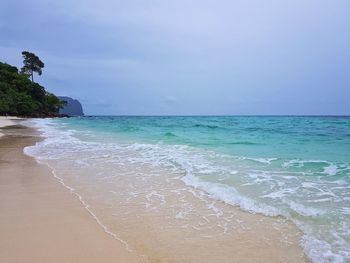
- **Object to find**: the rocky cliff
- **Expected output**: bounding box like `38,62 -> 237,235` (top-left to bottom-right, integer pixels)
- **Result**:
58,96 -> 84,116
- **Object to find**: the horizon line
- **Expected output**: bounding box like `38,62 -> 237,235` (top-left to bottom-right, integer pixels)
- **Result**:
81,114 -> 350,117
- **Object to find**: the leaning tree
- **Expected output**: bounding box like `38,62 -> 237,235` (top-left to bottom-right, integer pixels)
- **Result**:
20,51 -> 44,82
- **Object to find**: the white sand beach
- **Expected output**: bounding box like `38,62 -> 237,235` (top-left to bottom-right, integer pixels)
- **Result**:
0,121 -> 143,262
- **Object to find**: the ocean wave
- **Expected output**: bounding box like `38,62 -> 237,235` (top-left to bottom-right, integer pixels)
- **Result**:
226,141 -> 260,145
242,157 -> 278,164
193,124 -> 219,129
164,132 -> 177,137
283,159 -> 331,167
282,159 -> 342,176
181,173 -> 280,216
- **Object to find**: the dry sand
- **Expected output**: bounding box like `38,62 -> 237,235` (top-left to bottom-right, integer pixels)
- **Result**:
0,123 -> 143,263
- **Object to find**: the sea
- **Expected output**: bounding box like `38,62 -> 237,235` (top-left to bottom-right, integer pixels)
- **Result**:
24,116 -> 350,262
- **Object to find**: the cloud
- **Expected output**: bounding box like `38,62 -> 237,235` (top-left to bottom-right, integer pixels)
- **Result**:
1,0 -> 350,115
164,96 -> 177,103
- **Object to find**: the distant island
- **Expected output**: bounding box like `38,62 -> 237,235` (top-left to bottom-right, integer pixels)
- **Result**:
58,96 -> 84,116
0,51 -> 82,118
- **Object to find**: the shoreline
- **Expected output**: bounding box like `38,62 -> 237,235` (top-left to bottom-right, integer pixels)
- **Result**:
1,118 -> 310,262
26,119 -> 309,262
0,116 -> 20,137
0,122 -> 143,262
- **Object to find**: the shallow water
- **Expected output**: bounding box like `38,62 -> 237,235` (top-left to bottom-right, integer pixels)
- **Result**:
24,116 -> 350,262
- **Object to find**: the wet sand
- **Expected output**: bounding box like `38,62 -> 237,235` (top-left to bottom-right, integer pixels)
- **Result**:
67,162 -> 310,263
0,123 -> 143,263
0,116 -> 18,137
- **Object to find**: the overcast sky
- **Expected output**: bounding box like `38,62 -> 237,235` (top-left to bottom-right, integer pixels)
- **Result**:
1,0 -> 349,115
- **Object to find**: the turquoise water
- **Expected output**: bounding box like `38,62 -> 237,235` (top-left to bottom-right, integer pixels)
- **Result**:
60,116 -> 350,162
27,116 -> 350,262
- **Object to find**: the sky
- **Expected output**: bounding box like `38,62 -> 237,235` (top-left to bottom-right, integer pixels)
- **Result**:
0,0 -> 349,115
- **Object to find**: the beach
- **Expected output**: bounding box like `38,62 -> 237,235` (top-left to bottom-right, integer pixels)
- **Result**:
0,117 -> 314,263
2,0 -> 350,261
0,117 -> 17,137
0,120 -> 143,263
2,116 -> 349,262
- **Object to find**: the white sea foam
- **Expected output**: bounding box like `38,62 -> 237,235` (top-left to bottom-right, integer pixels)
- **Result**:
283,159 -> 326,167
181,173 -> 280,216
286,200 -> 326,217
324,164 -> 338,176
243,157 -> 278,164
175,212 -> 185,219
262,188 -> 297,199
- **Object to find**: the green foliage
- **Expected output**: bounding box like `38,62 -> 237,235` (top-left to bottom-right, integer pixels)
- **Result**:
0,61 -> 62,117
20,51 -> 45,82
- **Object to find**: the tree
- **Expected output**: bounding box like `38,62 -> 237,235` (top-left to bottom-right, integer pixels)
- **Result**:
20,51 -> 44,82
0,61 -> 62,117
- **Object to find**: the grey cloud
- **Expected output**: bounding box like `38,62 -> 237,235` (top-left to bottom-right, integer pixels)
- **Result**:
1,0 -> 350,115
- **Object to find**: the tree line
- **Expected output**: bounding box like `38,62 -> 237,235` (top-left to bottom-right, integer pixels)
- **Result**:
0,51 -> 65,117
